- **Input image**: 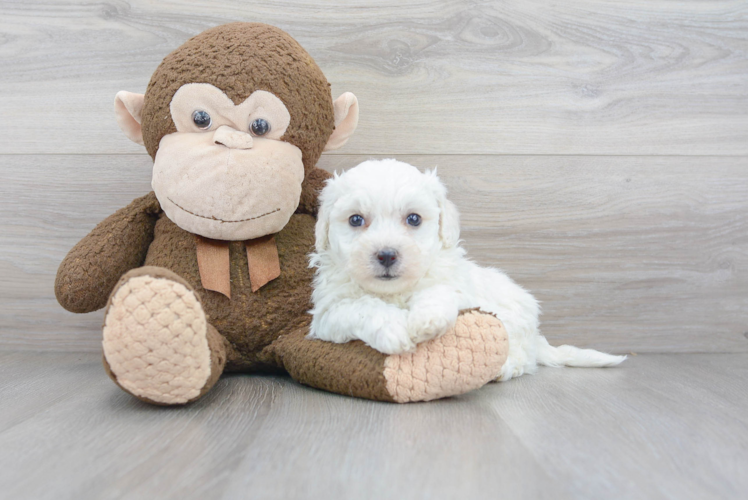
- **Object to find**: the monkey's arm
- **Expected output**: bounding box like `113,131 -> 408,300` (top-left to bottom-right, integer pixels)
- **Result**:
55,192 -> 161,313
297,167 -> 332,216
261,310 -> 510,403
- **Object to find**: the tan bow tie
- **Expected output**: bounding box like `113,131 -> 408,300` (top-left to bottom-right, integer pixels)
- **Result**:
194,235 -> 281,299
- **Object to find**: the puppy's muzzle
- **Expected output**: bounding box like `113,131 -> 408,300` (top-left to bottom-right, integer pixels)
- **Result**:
376,248 -> 398,269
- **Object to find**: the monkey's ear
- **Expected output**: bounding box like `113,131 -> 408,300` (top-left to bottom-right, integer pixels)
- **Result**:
323,93 -> 359,152
114,91 -> 145,145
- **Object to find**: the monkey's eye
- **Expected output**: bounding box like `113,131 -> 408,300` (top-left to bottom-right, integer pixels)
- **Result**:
406,214 -> 422,227
250,118 -> 270,136
192,110 -> 211,129
349,215 -> 365,227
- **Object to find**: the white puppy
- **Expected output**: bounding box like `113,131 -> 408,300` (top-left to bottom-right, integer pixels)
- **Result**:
309,159 -> 625,381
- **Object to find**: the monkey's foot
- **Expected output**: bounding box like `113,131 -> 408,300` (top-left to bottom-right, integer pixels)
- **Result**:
102,267 -> 226,405
263,309 -> 508,403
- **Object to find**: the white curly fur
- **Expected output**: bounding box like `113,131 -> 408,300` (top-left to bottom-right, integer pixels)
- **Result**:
309,159 -> 625,381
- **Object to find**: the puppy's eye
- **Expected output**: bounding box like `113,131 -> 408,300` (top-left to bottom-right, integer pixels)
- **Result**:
349,214 -> 365,227
250,118 -> 270,136
192,110 -> 212,130
406,213 -> 422,227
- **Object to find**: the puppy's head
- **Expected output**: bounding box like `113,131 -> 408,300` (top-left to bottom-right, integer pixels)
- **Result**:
315,159 -> 460,295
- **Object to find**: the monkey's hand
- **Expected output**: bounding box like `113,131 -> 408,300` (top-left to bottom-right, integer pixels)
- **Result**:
55,192 -> 161,313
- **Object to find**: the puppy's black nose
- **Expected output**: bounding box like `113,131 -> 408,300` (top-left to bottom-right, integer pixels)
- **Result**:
376,249 -> 398,268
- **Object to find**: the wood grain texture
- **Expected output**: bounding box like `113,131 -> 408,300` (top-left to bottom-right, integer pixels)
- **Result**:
0,0 -> 746,155
0,351 -> 103,433
480,353 -> 748,499
0,351 -> 746,499
2,154 -> 746,353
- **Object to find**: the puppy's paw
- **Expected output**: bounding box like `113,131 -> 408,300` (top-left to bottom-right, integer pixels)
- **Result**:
496,358 -> 525,382
407,305 -> 457,345
370,321 -> 415,355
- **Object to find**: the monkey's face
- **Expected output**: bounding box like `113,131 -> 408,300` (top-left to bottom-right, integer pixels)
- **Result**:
151,84 -> 305,240
114,23 -> 360,242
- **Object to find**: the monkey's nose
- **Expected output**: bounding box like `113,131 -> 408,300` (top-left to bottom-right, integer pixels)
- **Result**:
376,249 -> 398,268
213,125 -> 253,150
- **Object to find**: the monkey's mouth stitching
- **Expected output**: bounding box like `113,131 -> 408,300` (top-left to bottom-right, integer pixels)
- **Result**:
167,198 -> 280,223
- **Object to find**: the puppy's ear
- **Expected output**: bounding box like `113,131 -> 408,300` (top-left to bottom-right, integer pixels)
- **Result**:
439,197 -> 461,248
315,207 -> 330,252
314,176 -> 338,252
426,168 -> 461,248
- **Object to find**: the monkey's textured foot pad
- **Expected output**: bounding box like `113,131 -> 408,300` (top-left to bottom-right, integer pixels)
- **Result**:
102,268 -> 214,405
383,310 -> 508,402
263,310 -> 508,403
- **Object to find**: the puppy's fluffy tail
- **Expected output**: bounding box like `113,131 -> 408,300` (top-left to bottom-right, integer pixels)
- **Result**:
536,336 -> 627,368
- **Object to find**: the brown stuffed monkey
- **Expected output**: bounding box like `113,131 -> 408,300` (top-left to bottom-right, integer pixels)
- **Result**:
55,23 -> 508,405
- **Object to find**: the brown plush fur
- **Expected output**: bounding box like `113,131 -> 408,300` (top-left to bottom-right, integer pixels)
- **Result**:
141,22 -> 335,174
70,189 -> 399,402
56,23 -> 356,401
55,193 -> 161,313
58,190 -> 322,370
143,196 -> 318,370
261,326 -> 396,402
56,23 -> 505,404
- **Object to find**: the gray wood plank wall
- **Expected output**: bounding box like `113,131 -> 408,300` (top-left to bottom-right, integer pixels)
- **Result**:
1,1 -> 746,352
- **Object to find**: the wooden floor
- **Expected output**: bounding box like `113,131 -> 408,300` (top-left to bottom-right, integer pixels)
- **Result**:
0,351 -> 745,500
